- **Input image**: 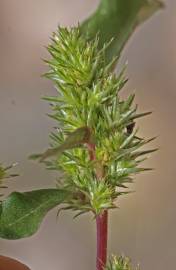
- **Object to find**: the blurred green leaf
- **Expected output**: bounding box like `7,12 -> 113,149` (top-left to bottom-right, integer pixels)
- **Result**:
0,189 -> 69,239
81,0 -> 164,63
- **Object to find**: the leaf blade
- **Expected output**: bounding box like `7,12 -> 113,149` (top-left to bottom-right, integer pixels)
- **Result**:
0,189 -> 69,239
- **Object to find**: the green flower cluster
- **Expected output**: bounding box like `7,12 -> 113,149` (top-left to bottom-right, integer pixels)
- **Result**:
37,26 -> 155,216
105,255 -> 140,270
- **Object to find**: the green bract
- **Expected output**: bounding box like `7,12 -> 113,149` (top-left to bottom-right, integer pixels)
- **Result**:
31,27 -> 156,216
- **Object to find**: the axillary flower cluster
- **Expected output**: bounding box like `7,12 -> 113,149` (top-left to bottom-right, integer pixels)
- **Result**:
35,26 -> 155,217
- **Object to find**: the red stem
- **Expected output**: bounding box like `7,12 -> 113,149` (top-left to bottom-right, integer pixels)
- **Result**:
96,210 -> 108,270
87,142 -> 108,270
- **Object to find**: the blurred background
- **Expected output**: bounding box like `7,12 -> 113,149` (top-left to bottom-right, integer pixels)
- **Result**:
0,0 -> 175,269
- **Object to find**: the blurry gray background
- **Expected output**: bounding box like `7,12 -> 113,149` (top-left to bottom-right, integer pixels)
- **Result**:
0,0 -> 175,269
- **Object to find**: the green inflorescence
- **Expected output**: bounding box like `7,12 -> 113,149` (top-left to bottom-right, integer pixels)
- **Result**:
105,255 -> 140,270
34,26 -> 155,216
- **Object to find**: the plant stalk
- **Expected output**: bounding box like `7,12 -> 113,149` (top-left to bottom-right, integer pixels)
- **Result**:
96,210 -> 108,270
87,142 -> 108,270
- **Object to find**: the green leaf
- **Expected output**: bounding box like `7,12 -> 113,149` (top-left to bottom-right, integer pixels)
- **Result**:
81,0 -> 164,64
30,126 -> 93,162
0,189 -> 69,239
